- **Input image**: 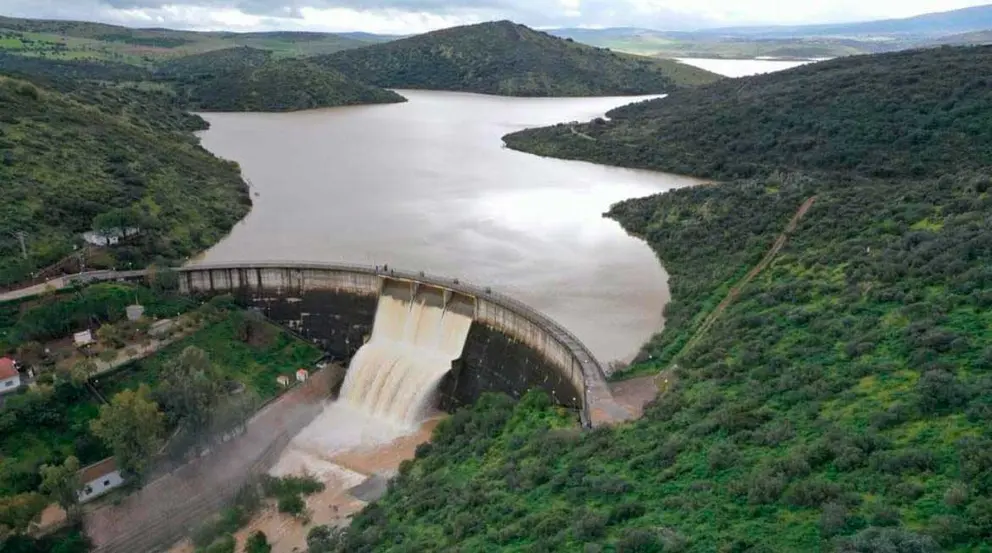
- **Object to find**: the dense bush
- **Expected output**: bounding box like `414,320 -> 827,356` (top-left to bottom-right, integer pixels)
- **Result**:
0,75 -> 250,286
506,45 -> 992,180
156,47 -> 405,112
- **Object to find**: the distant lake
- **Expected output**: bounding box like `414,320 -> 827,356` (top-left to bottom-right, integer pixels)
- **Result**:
197,91 -> 702,363
678,57 -> 816,77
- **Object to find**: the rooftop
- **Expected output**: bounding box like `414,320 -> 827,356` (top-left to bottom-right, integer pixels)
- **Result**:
0,357 -> 17,380
79,457 -> 119,483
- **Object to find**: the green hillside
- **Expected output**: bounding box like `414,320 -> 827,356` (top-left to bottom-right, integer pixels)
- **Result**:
0,15 -> 375,63
316,20 -> 721,96
0,76 -> 249,286
504,45 -> 992,180
157,47 -> 405,112
335,46 -> 992,552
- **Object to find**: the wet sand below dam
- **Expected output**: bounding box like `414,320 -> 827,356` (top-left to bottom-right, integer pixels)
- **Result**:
168,412 -> 442,553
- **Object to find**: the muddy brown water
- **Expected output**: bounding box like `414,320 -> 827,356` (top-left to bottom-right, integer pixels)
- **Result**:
197,90 -> 702,363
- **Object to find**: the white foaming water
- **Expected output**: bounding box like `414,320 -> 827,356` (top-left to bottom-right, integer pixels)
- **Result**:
340,294 -> 472,427
271,293 -> 470,481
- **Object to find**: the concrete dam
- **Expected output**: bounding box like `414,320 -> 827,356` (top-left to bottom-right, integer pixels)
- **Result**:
176,262 -> 630,426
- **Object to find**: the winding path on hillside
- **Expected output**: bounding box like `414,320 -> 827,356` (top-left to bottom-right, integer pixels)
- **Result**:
611,195 -> 818,412
676,195 -> 817,359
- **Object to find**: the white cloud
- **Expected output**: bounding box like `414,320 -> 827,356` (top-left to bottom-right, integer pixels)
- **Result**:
2,0 -> 991,33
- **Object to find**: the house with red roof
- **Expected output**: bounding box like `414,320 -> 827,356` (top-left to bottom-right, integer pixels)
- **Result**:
77,457 -> 125,503
0,357 -> 20,394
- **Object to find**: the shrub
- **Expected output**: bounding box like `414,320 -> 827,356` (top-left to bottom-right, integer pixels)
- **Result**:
278,493 -> 306,517
943,483 -> 969,508
747,472 -> 786,505
244,531 -> 271,553
870,449 -> 936,475
260,474 -> 324,497
307,525 -> 346,553
927,515 -> 972,546
616,529 -> 663,553
786,478 -> 842,508
201,534 -> 235,553
190,507 -> 250,548
820,502 -> 852,538
707,442 -> 740,472
16,82 -> 39,100
834,527 -> 939,552
608,502 -> 647,525
916,370 -> 966,413
573,511 -> 608,540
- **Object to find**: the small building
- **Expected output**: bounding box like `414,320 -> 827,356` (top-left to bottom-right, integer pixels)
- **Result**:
0,357 -> 21,394
74,330 -> 95,348
276,375 -> 291,388
296,368 -> 310,383
82,227 -> 140,247
77,458 -> 125,503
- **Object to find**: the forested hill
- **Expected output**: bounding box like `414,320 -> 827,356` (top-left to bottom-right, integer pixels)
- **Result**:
504,45 -> 992,179
315,20 -> 721,97
334,46 -> 992,552
156,47 -> 405,112
0,15 -> 375,59
0,77 -> 249,286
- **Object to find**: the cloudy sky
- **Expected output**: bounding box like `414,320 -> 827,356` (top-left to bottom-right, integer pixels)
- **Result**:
3,0 -> 991,34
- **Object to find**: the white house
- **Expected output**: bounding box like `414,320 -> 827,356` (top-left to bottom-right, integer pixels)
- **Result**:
77,458 -> 125,503
0,357 -> 21,394
296,368 -> 310,383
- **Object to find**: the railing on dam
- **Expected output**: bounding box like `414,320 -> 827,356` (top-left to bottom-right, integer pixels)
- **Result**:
4,261 -> 626,426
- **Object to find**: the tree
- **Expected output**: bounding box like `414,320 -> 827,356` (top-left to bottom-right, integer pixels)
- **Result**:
67,359 -> 96,387
0,492 -> 47,540
91,212 -> 120,246
306,526 -> 346,553
91,206 -> 145,245
244,530 -> 271,553
154,346 -> 223,430
90,385 -> 165,478
39,456 -> 82,520
96,323 -> 126,349
15,341 -> 45,368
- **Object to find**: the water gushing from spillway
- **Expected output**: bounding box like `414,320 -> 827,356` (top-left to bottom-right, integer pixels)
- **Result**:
270,289 -> 471,480
339,292 -> 473,427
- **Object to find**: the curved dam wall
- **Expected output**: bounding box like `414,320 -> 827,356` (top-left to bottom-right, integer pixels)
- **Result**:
175,263 -> 626,426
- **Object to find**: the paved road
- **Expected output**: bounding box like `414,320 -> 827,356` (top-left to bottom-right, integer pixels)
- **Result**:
0,277 -> 67,302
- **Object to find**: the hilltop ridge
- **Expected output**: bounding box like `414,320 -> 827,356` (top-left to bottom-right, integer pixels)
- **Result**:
504,45 -> 992,179
316,20 -> 721,97
156,47 -> 405,111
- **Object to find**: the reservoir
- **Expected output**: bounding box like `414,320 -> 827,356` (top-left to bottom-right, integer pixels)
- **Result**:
678,57 -> 818,77
197,90 -> 702,364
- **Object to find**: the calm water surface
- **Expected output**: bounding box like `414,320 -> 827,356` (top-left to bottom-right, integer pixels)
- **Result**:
197,90 -> 702,363
678,57 -> 817,77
